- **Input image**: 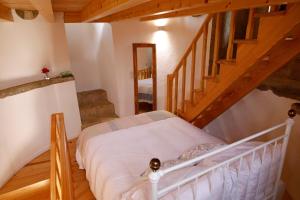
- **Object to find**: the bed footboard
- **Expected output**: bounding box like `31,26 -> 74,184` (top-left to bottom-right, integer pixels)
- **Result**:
148,110 -> 296,200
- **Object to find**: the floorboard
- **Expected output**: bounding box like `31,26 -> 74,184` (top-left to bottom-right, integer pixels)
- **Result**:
0,139 -> 95,200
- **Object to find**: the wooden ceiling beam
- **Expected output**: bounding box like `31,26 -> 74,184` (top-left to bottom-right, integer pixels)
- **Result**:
141,0 -> 300,21
81,0 -> 150,22
95,0 -> 300,22
0,2 -> 13,21
95,0 -> 205,22
29,0 -> 55,22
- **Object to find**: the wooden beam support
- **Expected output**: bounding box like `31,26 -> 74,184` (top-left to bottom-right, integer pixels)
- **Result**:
29,0 -> 55,22
140,0 -> 300,21
0,3 -> 13,21
82,0 -> 150,22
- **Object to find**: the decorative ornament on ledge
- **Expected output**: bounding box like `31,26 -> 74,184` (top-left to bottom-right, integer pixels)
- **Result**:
41,67 -> 50,80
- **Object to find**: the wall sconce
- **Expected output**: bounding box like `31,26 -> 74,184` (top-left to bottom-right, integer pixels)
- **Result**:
154,19 -> 168,29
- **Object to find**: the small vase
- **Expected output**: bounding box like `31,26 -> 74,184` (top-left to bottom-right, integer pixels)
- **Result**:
44,72 -> 50,80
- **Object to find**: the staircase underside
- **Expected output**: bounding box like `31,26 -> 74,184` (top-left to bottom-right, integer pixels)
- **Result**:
193,23 -> 300,128
258,53 -> 300,101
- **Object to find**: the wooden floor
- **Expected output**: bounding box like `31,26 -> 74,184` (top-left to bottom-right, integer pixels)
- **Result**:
0,139 -> 95,200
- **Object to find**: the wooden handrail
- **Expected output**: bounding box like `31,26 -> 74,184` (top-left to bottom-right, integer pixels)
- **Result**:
166,14 -> 213,113
50,113 -> 74,200
173,14 -> 213,74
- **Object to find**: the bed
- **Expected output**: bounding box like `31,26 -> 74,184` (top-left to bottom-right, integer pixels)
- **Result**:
76,110 -> 295,200
138,78 -> 153,103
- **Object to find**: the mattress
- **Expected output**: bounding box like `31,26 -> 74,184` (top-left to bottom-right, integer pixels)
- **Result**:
77,111 -> 282,200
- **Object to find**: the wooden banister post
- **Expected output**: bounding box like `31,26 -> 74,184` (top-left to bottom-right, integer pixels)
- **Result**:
167,74 -> 173,112
246,8 -> 255,39
190,43 -> 196,104
212,13 -> 221,77
226,10 -> 236,60
200,22 -> 208,91
181,58 -> 187,112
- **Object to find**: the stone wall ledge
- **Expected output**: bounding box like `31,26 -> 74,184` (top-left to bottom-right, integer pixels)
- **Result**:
0,76 -> 75,99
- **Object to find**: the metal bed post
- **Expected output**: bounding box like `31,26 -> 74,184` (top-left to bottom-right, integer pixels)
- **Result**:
272,109 -> 296,200
149,158 -> 162,200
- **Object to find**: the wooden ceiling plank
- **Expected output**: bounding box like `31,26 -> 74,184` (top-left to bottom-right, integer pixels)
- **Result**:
64,11 -> 81,23
81,0 -> 150,22
29,0 -> 54,22
95,0 -> 205,22
96,0 -> 300,22
0,2 -> 13,21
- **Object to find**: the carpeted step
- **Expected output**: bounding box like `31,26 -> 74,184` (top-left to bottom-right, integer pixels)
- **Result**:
77,89 -> 107,107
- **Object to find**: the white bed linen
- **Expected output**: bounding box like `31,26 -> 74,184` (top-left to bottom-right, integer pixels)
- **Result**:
80,117 -> 224,200
138,78 -> 152,95
78,117 -> 282,200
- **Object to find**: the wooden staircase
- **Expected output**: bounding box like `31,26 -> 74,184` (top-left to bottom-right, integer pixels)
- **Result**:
167,3 -> 300,127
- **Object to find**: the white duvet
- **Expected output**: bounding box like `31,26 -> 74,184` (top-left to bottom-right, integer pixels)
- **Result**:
78,117 -> 282,200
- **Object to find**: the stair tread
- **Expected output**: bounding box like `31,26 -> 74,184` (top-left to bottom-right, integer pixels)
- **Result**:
234,39 -> 257,44
217,59 -> 236,65
79,100 -> 114,110
204,76 -> 218,80
77,89 -> 106,96
254,10 -> 286,18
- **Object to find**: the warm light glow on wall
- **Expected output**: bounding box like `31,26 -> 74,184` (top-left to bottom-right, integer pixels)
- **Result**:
152,30 -> 170,51
153,19 -> 169,27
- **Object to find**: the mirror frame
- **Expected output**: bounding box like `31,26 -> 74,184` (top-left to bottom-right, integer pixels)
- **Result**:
132,43 -> 157,114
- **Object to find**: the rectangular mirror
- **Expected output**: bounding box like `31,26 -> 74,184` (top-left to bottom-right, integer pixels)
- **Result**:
132,43 -> 157,114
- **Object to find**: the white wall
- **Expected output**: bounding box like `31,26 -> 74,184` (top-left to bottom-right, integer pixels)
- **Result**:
65,24 -> 104,92
0,81 -> 81,188
65,16 -> 205,116
0,11 -> 71,90
205,89 -> 300,200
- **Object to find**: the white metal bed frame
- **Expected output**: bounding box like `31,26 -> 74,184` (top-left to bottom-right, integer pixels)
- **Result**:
148,110 -> 296,200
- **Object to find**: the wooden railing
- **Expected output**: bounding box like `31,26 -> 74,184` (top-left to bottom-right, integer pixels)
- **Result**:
166,4 -> 285,116
138,67 -> 152,80
50,113 -> 74,200
166,14 -> 215,113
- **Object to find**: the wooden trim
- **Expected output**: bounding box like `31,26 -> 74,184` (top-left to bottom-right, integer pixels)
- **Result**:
0,3 -> 13,21
132,43 -> 157,114
50,113 -> 74,200
139,0 -> 299,21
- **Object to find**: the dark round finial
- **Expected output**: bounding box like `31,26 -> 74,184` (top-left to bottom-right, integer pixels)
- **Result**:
288,109 -> 296,118
149,158 -> 161,172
